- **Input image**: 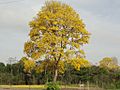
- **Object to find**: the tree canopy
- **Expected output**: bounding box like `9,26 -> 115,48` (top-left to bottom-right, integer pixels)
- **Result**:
23,1 -> 90,82
99,57 -> 119,70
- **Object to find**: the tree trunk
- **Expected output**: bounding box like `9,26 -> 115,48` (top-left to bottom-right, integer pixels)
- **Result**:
53,69 -> 58,82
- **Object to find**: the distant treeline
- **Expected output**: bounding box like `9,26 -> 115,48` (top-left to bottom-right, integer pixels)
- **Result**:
0,58 -> 120,89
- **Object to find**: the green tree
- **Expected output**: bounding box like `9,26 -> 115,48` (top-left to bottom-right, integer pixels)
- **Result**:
0,62 -> 5,73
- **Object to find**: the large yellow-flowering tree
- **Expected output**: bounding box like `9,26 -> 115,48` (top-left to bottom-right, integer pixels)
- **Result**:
23,1 -> 90,82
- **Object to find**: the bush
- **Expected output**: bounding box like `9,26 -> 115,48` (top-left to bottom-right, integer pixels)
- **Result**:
46,82 -> 60,90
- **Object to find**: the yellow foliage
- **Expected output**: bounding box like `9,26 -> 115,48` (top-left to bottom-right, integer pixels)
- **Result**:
23,1 -> 90,74
35,60 -> 65,74
67,58 -> 90,70
99,57 -> 119,70
58,60 -> 65,73
21,57 -> 35,73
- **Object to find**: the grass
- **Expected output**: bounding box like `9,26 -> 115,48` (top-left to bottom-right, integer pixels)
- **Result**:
0,85 -> 104,90
0,85 -> 44,89
0,85 -> 82,89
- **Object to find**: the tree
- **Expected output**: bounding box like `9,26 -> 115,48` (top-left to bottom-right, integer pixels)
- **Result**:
99,57 -> 119,70
24,1 -> 90,82
20,57 -> 35,85
0,62 -> 5,73
20,57 -> 35,73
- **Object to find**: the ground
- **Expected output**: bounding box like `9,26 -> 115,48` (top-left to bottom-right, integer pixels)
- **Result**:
0,88 -> 104,90
0,85 -> 103,90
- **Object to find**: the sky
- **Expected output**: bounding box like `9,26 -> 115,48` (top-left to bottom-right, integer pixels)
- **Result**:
0,0 -> 120,64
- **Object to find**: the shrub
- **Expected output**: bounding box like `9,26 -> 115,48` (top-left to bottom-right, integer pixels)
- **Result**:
46,82 -> 60,90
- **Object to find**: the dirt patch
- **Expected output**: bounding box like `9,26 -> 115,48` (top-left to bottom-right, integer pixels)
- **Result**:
61,88 -> 81,90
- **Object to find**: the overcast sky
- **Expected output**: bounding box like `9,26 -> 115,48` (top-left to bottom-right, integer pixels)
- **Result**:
0,0 -> 120,64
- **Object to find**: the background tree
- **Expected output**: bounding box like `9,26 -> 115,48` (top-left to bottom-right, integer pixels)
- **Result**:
99,57 -> 119,70
0,62 -> 5,73
0,60 -> 120,89
24,1 -> 90,82
20,57 -> 35,85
